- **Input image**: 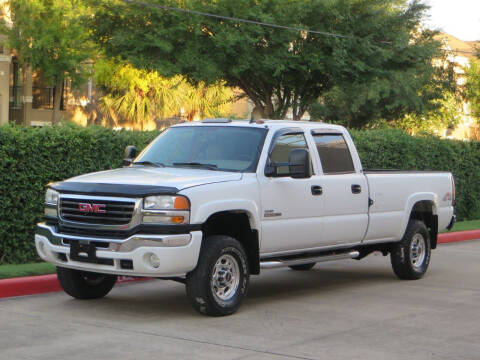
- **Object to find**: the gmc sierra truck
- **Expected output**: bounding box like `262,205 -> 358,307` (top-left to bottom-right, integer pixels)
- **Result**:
35,119 -> 456,316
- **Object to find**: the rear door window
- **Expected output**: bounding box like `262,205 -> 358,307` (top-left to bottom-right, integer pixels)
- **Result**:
313,134 -> 355,174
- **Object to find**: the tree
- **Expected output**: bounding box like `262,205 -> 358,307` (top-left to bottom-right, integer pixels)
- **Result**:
465,59 -> 480,121
91,0 -> 445,121
177,79 -> 234,121
310,49 -> 459,129
395,90 -> 462,134
94,59 -> 234,128
3,0 -> 93,123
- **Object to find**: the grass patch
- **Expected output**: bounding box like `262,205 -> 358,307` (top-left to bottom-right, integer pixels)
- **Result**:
0,262 -> 56,280
448,219 -> 480,232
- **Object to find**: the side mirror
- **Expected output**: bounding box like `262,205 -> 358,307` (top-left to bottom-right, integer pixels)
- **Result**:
123,145 -> 137,166
289,148 -> 312,179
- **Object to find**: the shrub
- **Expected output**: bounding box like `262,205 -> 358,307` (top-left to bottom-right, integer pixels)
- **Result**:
0,124 -> 158,264
0,125 -> 478,264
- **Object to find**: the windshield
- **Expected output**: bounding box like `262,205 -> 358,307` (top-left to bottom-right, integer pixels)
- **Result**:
135,126 -> 267,172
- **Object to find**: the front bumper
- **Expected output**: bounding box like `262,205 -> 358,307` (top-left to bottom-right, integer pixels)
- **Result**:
35,223 -> 202,277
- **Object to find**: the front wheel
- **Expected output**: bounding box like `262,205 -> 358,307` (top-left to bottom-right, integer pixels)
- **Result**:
391,220 -> 431,280
186,235 -> 249,316
57,267 -> 117,299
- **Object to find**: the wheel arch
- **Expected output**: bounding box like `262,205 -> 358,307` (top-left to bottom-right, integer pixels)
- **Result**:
201,211 -> 260,275
402,195 -> 439,249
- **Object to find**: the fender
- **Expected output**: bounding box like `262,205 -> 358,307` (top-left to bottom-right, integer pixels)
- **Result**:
191,198 -> 261,231
398,192 -> 438,239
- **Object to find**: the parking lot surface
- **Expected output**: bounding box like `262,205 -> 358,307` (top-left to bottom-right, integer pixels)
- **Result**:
1,240 -> 479,360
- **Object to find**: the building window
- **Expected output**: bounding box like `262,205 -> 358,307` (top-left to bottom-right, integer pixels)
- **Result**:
9,63 -> 66,111
32,71 -> 65,110
10,58 -> 22,109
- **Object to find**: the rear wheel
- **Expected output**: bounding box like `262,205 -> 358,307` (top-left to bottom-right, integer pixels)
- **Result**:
289,263 -> 316,271
186,235 -> 249,316
391,220 -> 431,280
57,267 -> 117,299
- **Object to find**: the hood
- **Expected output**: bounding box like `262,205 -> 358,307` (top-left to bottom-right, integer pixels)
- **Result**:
50,167 -> 242,197
69,166 -> 242,189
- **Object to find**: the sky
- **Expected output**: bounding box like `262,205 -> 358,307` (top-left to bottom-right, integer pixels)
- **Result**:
425,0 -> 480,41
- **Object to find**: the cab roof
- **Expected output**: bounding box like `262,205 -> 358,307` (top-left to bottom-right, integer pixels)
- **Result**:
172,119 -> 347,133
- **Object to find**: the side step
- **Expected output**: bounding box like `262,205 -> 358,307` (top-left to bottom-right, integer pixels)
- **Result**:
260,251 -> 360,269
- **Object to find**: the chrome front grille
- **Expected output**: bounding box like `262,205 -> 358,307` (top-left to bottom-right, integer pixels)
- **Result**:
60,197 -> 136,225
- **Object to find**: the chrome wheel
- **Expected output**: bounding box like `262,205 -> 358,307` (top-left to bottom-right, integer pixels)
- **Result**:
410,233 -> 426,270
211,254 -> 240,302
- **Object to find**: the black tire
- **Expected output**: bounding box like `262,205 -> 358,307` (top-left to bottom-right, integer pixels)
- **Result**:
391,220 -> 431,280
289,263 -> 316,271
57,267 -> 117,299
186,235 -> 249,316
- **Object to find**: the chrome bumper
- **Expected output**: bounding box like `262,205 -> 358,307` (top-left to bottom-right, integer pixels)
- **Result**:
35,223 -> 203,277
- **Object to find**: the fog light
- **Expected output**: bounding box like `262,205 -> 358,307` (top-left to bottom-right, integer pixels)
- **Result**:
147,253 -> 160,268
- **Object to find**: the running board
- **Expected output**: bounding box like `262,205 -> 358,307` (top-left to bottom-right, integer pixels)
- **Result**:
260,251 -> 360,269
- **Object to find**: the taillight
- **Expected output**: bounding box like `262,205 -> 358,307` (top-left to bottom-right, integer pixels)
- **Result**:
451,176 -> 456,206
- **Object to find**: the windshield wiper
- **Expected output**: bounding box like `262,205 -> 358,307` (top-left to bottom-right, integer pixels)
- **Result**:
173,162 -> 218,170
133,161 -> 165,167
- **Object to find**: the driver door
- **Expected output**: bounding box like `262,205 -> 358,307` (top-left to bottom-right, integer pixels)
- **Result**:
258,129 -> 325,255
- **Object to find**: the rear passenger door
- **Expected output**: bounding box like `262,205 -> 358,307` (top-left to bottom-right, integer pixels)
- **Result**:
311,131 -> 369,246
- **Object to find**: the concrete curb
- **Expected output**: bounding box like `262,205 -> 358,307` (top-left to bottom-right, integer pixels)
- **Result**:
1,231 -> 479,299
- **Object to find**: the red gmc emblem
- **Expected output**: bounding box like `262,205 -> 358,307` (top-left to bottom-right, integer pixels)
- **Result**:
78,203 -> 106,213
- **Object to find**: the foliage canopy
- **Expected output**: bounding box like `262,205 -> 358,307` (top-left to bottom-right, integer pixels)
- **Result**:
91,0 -> 447,123
3,0 -> 94,122
465,59 -> 480,121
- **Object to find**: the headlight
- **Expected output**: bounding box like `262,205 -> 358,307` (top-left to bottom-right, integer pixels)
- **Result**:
44,189 -> 59,218
45,189 -> 59,205
143,196 -> 190,210
142,195 -> 190,225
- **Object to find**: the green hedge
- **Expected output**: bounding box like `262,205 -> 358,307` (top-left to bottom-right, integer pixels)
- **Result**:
0,125 -> 478,264
0,124 -> 159,264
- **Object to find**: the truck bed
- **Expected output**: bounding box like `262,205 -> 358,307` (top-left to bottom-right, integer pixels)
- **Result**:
363,170 -> 454,243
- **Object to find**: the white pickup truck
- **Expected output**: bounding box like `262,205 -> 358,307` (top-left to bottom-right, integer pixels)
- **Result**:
35,119 -> 455,316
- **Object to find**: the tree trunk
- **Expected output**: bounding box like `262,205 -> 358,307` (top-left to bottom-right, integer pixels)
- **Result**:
293,111 -> 305,121
52,77 -> 64,124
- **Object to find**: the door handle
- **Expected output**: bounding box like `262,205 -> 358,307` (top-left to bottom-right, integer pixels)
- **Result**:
311,185 -> 323,196
351,184 -> 361,194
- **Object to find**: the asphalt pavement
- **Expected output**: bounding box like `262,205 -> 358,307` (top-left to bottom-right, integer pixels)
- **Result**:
1,240 -> 479,360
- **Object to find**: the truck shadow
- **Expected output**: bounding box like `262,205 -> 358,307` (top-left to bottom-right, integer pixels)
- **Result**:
74,262 -> 398,318
247,264 -> 396,303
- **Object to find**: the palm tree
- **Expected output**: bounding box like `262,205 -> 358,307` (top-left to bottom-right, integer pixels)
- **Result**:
179,80 -> 234,121
96,61 -> 234,128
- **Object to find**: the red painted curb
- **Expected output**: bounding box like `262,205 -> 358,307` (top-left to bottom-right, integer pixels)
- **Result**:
0,274 -> 151,299
0,274 -> 61,298
438,230 -> 480,244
